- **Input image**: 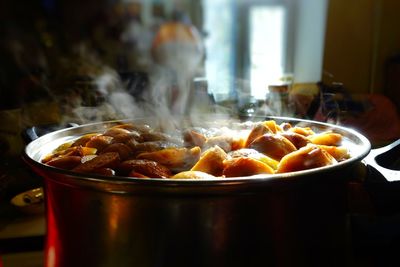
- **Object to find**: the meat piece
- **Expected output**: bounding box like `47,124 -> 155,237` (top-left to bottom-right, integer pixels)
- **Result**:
92,168 -> 116,176
183,129 -> 207,148
101,143 -> 133,160
85,135 -> 114,152
137,147 -> 201,171
140,131 -> 171,142
129,141 -> 179,156
119,159 -> 172,178
112,131 -> 143,143
103,127 -> 132,137
104,127 -> 145,143
73,152 -> 120,173
42,146 -> 86,163
72,133 -> 100,147
46,156 -> 82,170
280,132 -> 310,149
112,123 -> 152,134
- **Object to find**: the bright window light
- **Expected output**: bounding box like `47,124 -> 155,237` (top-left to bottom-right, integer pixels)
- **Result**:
203,0 -> 234,101
249,5 -> 286,99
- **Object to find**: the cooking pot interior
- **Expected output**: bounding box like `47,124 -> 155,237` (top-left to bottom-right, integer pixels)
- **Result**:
24,116 -> 371,184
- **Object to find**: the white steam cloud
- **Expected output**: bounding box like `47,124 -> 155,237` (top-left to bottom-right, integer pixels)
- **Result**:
56,38 -> 212,130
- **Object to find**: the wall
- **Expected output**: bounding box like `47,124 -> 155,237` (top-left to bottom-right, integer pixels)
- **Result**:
323,0 -> 400,94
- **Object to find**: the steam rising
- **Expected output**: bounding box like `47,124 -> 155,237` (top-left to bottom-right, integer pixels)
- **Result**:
55,38 -> 208,132
3,18 -> 295,135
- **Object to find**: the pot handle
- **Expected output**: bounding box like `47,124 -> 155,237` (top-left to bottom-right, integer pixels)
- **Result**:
363,139 -> 400,182
22,123 -> 80,143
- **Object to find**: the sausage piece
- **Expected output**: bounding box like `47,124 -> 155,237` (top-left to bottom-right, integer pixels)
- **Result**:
119,159 -> 172,178
73,152 -> 120,173
46,156 -> 82,170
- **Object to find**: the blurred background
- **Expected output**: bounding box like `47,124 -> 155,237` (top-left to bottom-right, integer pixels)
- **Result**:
1,1 -> 400,265
1,0 -> 400,148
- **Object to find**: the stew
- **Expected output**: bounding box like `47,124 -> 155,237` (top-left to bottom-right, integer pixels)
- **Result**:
41,120 -> 350,179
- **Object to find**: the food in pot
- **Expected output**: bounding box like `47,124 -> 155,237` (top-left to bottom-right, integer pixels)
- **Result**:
42,120 -> 350,179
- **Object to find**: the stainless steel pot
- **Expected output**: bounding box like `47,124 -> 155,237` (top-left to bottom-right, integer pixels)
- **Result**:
23,117 -> 371,267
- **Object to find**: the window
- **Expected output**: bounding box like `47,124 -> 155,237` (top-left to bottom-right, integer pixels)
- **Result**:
203,0 -> 236,101
203,0 -> 328,102
248,4 -> 286,99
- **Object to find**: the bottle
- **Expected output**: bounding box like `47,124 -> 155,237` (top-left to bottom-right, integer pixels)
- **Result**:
266,84 -> 290,116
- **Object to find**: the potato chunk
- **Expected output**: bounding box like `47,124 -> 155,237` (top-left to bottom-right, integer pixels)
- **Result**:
228,148 -> 279,170
245,123 -> 271,147
318,145 -> 350,162
277,145 -> 337,173
288,126 -> 315,136
205,135 -> 246,152
137,147 -> 201,171
248,133 -> 297,161
190,146 -> 227,176
308,132 -> 342,146
223,157 -> 274,177
171,171 -> 217,179
262,120 -> 283,133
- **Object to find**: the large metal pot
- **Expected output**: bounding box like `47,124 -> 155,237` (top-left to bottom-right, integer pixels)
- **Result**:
23,117 -> 371,267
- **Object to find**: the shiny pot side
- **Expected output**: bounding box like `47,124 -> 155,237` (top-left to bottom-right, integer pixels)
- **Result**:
33,167 -> 350,267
